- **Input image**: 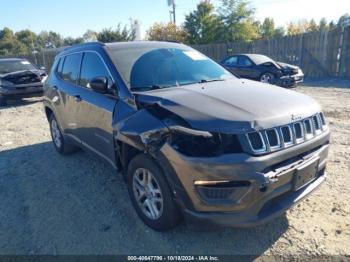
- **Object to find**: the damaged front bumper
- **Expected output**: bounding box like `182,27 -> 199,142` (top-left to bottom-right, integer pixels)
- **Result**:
0,83 -> 43,97
277,72 -> 304,87
157,130 -> 329,227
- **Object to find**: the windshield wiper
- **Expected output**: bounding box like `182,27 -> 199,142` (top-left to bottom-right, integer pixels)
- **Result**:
198,79 -> 226,84
130,85 -> 166,92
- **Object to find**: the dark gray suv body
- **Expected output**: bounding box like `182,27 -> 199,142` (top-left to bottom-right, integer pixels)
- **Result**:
43,42 -> 330,230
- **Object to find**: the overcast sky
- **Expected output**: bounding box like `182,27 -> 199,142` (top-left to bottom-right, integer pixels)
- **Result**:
1,0 -> 349,37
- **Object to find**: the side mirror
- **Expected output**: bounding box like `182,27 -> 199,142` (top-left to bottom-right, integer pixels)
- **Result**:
40,66 -> 46,71
89,77 -> 108,93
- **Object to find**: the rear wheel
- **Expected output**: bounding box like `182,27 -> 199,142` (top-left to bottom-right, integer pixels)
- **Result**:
0,95 -> 7,107
260,73 -> 275,84
49,114 -> 79,154
127,154 -> 181,231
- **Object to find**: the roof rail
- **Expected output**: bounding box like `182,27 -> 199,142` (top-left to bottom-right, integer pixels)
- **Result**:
63,41 -> 105,51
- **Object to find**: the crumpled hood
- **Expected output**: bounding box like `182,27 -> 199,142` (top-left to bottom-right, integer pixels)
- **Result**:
277,62 -> 299,70
134,78 -> 321,133
0,70 -> 42,85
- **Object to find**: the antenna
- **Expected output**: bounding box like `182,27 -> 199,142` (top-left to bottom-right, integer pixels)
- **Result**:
167,0 -> 176,25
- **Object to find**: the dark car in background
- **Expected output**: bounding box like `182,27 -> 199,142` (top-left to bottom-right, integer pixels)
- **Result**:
221,54 -> 304,88
0,58 -> 47,106
43,42 -> 329,231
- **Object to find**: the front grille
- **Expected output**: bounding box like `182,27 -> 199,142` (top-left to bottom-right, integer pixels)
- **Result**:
320,112 -> 326,126
247,132 -> 265,151
304,118 -> 313,139
281,126 -> 292,145
247,112 -> 327,154
293,122 -> 304,143
266,129 -> 280,148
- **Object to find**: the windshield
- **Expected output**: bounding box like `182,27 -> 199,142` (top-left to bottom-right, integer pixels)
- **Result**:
249,55 -> 275,65
0,60 -> 37,74
108,47 -> 235,91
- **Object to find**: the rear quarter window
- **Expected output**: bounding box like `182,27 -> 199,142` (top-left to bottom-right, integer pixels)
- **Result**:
55,57 -> 64,77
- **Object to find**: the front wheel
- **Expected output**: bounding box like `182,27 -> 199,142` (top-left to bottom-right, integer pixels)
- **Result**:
260,73 -> 275,84
127,154 -> 181,231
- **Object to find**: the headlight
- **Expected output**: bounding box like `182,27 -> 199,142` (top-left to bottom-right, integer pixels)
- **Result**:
41,75 -> 48,83
170,131 -> 243,157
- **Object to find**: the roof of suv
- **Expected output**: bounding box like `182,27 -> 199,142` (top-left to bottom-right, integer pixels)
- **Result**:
105,41 -> 186,50
59,41 -> 187,56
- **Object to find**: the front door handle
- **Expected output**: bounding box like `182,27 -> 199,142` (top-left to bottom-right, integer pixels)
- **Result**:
74,95 -> 82,102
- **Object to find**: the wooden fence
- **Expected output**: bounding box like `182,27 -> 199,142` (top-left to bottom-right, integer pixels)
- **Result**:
192,26 -> 350,77
1,26 -> 349,78
0,47 -> 64,73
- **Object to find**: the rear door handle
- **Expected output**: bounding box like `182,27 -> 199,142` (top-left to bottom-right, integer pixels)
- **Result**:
74,95 -> 82,102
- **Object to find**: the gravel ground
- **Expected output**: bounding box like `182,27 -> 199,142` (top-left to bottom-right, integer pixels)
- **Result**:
0,82 -> 349,257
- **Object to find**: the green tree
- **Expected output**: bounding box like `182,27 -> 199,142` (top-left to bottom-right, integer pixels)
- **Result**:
0,27 -> 28,55
260,17 -> 275,39
63,37 -> 84,46
37,31 -> 64,49
147,22 -> 187,42
83,30 -> 98,42
338,13 -> 350,26
15,29 -> 37,51
287,20 -> 311,35
218,0 -> 259,42
307,19 -> 319,32
329,21 -> 336,30
97,24 -> 135,43
274,27 -> 285,38
319,18 -> 329,32
184,1 -> 224,44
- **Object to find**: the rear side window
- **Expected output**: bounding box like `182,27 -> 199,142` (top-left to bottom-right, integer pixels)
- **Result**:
238,56 -> 253,67
61,53 -> 82,84
79,52 -> 111,88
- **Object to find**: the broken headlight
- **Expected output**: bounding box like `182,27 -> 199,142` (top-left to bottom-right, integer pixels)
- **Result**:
169,131 -> 243,157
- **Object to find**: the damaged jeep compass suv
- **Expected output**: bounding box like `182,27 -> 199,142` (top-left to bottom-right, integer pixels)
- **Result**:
43,42 -> 330,231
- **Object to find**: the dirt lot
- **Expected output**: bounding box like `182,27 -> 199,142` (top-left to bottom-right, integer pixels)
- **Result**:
0,81 -> 349,257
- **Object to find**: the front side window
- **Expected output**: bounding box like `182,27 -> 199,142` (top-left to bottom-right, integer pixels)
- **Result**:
223,56 -> 238,66
108,47 -> 235,91
61,53 -> 82,84
79,52 -> 111,88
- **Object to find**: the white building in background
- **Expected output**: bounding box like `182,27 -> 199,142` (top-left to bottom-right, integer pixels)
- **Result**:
132,19 -> 142,41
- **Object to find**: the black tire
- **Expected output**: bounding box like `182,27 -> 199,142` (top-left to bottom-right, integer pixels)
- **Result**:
127,154 -> 181,231
260,72 -> 275,84
49,113 -> 79,155
0,95 -> 7,107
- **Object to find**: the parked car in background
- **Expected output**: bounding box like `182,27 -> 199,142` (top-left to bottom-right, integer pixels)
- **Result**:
0,58 -> 47,106
221,54 -> 304,88
44,42 -> 329,231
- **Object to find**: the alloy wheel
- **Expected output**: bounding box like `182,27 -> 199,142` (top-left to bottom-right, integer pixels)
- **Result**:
51,118 -> 62,149
260,73 -> 273,84
132,168 -> 163,220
